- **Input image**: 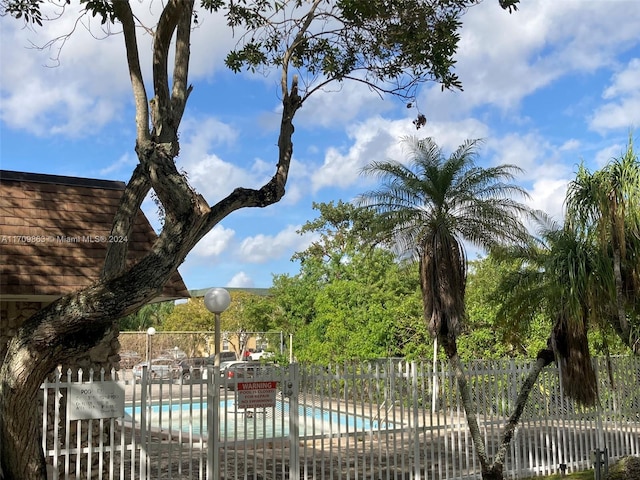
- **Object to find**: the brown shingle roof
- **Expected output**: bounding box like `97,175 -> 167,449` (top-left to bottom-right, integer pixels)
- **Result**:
0,170 -> 189,302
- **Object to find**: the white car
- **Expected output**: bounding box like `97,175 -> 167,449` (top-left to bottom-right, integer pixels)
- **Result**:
202,359 -> 242,380
249,351 -> 274,361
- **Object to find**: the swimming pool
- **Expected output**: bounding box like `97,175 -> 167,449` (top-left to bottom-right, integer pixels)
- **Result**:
125,398 -> 389,440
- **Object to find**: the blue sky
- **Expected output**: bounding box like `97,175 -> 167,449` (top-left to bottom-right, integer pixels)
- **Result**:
1,1 -> 640,291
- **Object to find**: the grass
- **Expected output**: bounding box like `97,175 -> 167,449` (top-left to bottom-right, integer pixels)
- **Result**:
521,470 -> 593,480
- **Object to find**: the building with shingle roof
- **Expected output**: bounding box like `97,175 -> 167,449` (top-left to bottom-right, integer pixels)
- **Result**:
0,169 -> 190,360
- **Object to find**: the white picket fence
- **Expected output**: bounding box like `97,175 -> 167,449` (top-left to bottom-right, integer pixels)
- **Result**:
40,357 -> 640,480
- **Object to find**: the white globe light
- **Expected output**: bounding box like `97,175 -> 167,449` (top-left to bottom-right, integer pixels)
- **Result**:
204,288 -> 231,314
147,327 -> 156,336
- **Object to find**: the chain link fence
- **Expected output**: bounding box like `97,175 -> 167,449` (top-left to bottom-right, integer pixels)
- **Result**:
118,331 -> 289,367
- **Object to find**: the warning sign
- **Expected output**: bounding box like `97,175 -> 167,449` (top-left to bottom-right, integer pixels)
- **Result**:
236,381 -> 277,409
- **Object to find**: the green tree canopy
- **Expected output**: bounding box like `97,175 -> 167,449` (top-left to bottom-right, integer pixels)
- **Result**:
268,201 -> 424,363
163,298 -> 214,331
292,248 -> 422,363
463,256 -> 550,360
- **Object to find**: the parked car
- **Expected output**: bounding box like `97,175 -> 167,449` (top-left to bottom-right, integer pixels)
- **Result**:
132,358 -> 181,382
219,360 -> 246,376
119,350 -> 142,369
201,357 -> 245,380
160,348 -> 187,360
177,357 -> 211,381
219,359 -> 239,371
223,361 -> 276,390
248,350 -> 274,361
208,351 -> 238,364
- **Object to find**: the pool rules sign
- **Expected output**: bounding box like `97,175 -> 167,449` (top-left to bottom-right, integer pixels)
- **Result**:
237,381 -> 278,409
67,382 -> 125,420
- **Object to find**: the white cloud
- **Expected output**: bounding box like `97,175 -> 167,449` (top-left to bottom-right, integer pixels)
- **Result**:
257,77 -> 397,135
420,1 -> 640,119
192,225 -> 236,258
173,115 -> 281,204
312,117 -> 399,192
311,116 -> 422,192
238,225 -> 314,264
0,8 -> 131,136
298,80 -> 395,129
276,156 -> 313,206
179,153 -> 263,203
312,115 -> 491,192
594,143 -> 626,169
0,5 -> 238,138
180,116 -> 238,157
527,178 -> 569,223
486,133 -> 573,182
483,132 -> 582,223
185,12 -> 241,80
589,59 -> 640,132
559,139 -> 581,152
602,58 -> 640,99
227,272 -> 254,288
417,119 -> 491,153
99,152 -> 137,176
590,99 -> 640,133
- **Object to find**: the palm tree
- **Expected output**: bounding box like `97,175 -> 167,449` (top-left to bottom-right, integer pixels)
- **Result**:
118,301 -> 174,331
565,136 -> 640,354
358,136 -> 543,480
491,217 -> 602,406
359,137 -> 532,351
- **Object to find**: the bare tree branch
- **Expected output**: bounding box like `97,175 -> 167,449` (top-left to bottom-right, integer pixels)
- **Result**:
171,0 -> 194,126
112,0 -> 150,143
102,164 -> 151,281
151,0 -> 182,141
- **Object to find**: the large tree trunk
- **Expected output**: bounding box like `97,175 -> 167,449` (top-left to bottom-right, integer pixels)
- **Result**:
440,336 -> 492,475
0,255 -> 175,477
440,336 -> 555,480
0,368 -> 48,479
0,322 -> 121,479
488,348 -> 555,477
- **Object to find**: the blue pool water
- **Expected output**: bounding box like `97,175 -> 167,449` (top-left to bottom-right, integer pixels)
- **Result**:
125,399 -> 387,439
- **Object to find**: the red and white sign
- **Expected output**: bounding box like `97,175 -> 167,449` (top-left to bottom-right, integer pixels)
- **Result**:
236,381 -> 277,409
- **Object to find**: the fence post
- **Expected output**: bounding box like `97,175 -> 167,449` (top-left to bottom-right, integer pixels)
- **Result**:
432,337 -> 438,414
411,361 -> 422,480
139,366 -> 149,480
287,363 -> 300,480
207,365 -> 221,480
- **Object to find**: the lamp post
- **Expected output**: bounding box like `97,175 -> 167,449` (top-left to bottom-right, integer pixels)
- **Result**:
204,288 -> 230,480
204,288 -> 231,366
146,327 -> 156,364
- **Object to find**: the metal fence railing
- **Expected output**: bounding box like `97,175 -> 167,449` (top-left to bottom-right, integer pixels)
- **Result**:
41,356 -> 640,479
